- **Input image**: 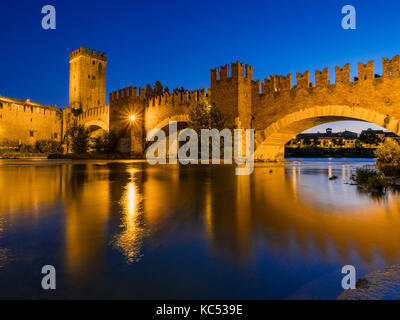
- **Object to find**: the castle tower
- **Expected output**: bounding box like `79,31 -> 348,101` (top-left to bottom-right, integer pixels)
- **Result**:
69,47 -> 107,112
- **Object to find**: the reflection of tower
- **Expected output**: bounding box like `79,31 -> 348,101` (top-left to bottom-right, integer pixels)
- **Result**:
69,47 -> 107,111
64,164 -> 110,280
236,174 -> 252,256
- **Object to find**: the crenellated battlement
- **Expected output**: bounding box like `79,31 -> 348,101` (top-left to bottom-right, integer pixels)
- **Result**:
315,68 -> 330,87
335,63 -> 351,84
210,61 -> 253,85
70,47 -> 107,61
250,55 -> 400,96
358,61 -> 374,81
382,55 -> 400,77
296,71 -> 310,89
109,86 -> 146,102
76,105 -> 109,122
146,88 -> 208,108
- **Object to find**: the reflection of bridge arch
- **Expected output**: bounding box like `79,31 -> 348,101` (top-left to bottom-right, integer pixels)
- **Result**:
254,105 -> 399,161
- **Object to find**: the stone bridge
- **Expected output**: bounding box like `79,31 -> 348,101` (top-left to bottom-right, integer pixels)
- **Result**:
110,55 -> 400,160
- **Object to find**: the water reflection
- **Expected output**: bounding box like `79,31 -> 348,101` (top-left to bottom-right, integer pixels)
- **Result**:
64,164 -> 111,281
112,168 -> 147,263
0,159 -> 400,298
0,217 -> 9,269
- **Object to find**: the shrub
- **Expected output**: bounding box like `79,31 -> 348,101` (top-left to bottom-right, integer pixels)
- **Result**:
91,131 -> 120,154
378,164 -> 400,177
367,175 -> 387,192
66,124 -> 90,154
355,167 -> 378,184
18,144 -> 35,153
35,140 -> 62,154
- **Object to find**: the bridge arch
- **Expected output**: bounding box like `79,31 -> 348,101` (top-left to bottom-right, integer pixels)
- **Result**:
149,114 -> 190,132
83,120 -> 109,134
254,105 -> 400,161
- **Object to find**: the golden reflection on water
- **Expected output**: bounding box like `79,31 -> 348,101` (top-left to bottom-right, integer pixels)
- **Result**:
64,165 -> 111,280
112,168 -> 147,263
252,164 -> 400,267
0,161 -> 400,276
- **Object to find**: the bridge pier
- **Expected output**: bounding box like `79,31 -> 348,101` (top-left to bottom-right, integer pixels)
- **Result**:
254,144 -> 285,162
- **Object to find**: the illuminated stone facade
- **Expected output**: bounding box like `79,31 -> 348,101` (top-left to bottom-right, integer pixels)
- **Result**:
3,48 -> 400,160
0,96 -> 60,146
110,55 -> 400,160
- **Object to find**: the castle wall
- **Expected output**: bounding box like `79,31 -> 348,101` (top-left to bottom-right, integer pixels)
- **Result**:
0,96 -> 61,146
144,89 -> 205,131
210,62 -> 254,129
109,86 -> 146,154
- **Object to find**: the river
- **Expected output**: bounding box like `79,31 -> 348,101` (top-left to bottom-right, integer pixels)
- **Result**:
0,158 -> 399,299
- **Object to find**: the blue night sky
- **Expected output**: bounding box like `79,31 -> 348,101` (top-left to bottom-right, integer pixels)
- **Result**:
1,0 -> 399,133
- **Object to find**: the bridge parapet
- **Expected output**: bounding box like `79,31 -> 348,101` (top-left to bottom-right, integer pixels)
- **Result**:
252,55 -> 400,95
147,88 -> 208,108
76,106 -> 109,122
109,86 -> 146,103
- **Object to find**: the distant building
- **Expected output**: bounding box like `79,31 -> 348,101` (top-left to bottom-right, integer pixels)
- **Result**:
287,127 -> 399,149
359,128 -> 400,147
287,128 -> 358,148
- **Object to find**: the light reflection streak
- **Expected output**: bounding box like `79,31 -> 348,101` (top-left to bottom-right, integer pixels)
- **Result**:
112,170 -> 147,263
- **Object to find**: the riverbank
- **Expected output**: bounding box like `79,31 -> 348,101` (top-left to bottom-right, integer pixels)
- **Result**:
0,153 -> 48,159
338,265 -> 400,300
47,153 -> 144,160
285,146 -> 375,158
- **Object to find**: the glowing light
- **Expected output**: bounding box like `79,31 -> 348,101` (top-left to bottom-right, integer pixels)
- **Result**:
129,115 -> 135,121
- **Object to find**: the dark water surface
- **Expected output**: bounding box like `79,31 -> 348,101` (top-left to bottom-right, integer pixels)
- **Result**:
0,158 -> 399,299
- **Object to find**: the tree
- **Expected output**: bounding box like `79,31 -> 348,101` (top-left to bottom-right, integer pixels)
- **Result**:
145,84 -> 153,100
164,86 -> 170,94
188,99 -> 232,159
374,139 -> 400,165
91,136 -> 104,154
67,124 -> 91,154
173,87 -> 185,94
91,130 -> 121,154
153,80 -> 164,96
188,99 -> 230,132
359,129 -> 381,145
